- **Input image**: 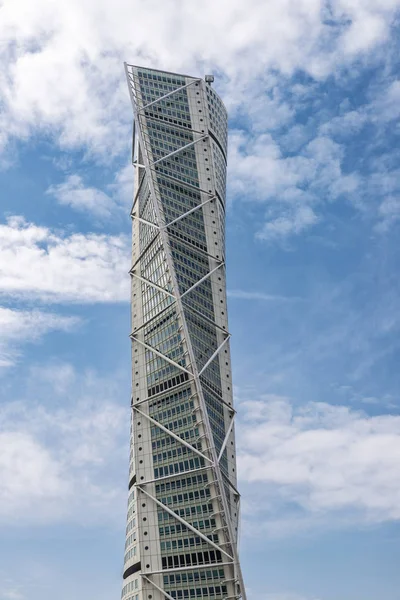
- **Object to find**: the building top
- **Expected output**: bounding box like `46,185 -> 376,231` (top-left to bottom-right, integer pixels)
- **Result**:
124,63 -> 226,114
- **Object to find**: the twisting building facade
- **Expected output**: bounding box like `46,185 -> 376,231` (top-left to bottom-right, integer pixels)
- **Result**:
122,64 -> 246,600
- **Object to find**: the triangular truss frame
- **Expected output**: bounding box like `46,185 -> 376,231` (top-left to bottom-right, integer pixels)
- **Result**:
124,63 -> 246,600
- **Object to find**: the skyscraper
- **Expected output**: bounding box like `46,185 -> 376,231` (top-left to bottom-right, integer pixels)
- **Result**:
122,64 -> 246,600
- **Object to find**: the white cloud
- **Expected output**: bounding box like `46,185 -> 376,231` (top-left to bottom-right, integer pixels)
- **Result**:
338,7 -> 388,55
0,216 -> 130,302
0,307 -> 79,368
0,0 -> 399,157
0,364 -> 127,524
228,128 -> 367,240
47,174 -> 114,217
376,79 -> 400,123
0,586 -> 24,600
319,109 -> 368,138
0,307 -> 78,341
318,79 -> 400,142
0,0 -> 397,243
0,431 -> 68,516
234,77 -> 296,132
109,162 -> 135,205
376,196 -> 400,232
46,163 -> 133,218
228,131 -> 313,201
237,395 -> 400,531
257,205 -> 319,242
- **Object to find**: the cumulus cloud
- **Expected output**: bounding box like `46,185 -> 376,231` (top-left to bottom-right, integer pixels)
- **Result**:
0,307 -> 79,368
257,205 -> 319,242
229,131 -> 357,240
46,163 -> 133,218
47,175 -> 115,217
0,431 -> 68,515
319,109 -> 369,138
371,79 -> 400,124
237,394 -> 400,532
376,196 -> 400,232
0,1 -> 398,243
0,0 -> 399,157
0,364 -> 127,524
0,215 -> 130,302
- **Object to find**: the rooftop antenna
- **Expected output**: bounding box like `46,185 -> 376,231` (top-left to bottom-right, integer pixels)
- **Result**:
205,74 -> 214,85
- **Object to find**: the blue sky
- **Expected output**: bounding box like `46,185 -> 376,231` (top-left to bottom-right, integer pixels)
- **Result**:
1,2 -> 400,599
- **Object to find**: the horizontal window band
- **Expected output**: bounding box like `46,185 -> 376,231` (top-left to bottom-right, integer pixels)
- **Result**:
208,130 -> 227,164
148,372 -> 190,398
123,560 -> 142,580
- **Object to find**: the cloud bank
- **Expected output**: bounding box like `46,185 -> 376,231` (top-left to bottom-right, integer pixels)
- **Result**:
0,364 -> 127,525
0,216 -> 130,303
238,394 -> 400,533
1,0 -> 399,156
0,307 -> 79,368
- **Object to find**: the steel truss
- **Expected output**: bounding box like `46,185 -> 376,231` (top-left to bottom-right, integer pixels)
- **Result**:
124,63 -> 246,600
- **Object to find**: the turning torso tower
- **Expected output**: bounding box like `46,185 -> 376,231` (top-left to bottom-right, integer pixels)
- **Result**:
122,64 -> 246,600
